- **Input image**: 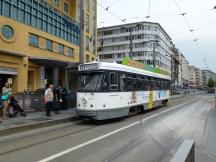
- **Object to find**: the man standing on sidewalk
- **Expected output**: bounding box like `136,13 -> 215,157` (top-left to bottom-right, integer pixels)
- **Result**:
44,84 -> 54,117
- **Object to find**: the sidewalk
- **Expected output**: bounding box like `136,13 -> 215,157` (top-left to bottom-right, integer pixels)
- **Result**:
0,109 -> 77,137
170,94 -> 185,99
0,95 -> 186,137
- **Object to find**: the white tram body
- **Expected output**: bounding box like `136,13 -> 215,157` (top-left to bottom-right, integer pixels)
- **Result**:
76,62 -> 170,120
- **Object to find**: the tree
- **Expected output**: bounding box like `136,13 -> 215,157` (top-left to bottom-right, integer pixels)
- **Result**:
207,78 -> 215,89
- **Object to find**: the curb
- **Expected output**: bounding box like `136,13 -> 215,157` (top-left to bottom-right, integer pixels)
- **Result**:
0,116 -> 79,137
170,95 -> 185,99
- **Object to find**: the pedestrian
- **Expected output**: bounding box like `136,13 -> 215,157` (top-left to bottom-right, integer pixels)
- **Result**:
53,85 -> 62,114
0,99 -> 3,123
1,83 -> 12,120
44,84 -> 54,117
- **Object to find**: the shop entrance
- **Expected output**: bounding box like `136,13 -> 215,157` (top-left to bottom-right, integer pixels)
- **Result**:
0,74 -> 16,93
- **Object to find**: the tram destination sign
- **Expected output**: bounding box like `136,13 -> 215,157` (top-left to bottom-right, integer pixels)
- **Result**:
79,63 -> 98,71
122,58 -> 169,76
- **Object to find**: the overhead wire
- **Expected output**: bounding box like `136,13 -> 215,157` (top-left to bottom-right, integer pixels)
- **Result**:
97,2 -> 125,22
173,0 -> 209,69
97,0 -> 215,71
125,0 -> 138,19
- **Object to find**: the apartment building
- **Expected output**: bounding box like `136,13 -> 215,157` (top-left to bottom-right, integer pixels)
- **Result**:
97,21 -> 172,76
189,66 -> 197,90
202,70 -> 216,86
196,68 -> 203,88
180,53 -> 189,86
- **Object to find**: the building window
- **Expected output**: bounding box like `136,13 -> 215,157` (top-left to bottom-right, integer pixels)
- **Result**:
86,36 -> 90,51
67,48 -> 73,57
64,3 -> 69,13
53,0 -> 59,5
86,14 -> 89,33
78,0 -> 81,22
1,25 -> 14,40
58,44 -> 64,54
86,55 -> 89,63
0,0 -> 80,45
29,33 -> 39,47
46,39 -> 53,51
86,0 -> 90,12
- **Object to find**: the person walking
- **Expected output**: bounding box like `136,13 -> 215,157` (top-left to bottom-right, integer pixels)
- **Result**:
1,83 -> 12,120
44,84 -> 54,117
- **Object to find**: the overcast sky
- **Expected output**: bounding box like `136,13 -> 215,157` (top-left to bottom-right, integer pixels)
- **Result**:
97,0 -> 216,72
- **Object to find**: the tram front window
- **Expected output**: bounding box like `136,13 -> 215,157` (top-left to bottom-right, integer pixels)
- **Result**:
78,72 -> 107,91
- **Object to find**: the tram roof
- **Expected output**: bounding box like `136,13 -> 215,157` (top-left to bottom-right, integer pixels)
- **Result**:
79,62 -> 171,80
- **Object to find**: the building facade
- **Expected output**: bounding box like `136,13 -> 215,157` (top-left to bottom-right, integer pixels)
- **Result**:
0,0 -> 97,92
180,53 -> 189,88
202,70 -> 216,86
189,66 -> 197,90
97,21 -> 172,76
196,68 -> 203,89
171,46 -> 180,94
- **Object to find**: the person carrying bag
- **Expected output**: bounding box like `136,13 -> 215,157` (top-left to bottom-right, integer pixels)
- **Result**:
1,83 -> 12,120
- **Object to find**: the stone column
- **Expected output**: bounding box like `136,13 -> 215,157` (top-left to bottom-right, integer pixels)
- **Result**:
53,67 -> 59,86
40,66 -> 45,88
17,56 -> 28,92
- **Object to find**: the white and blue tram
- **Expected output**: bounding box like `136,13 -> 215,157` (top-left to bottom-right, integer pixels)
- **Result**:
76,62 -> 170,120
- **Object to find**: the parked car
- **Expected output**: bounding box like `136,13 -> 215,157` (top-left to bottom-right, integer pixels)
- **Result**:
30,88 -> 76,110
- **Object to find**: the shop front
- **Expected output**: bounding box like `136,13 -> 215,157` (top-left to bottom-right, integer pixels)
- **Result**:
0,66 -> 17,91
29,57 -> 70,89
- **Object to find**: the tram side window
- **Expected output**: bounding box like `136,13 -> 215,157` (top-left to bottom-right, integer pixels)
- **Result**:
110,72 -> 119,91
149,78 -> 155,90
100,73 -> 108,91
165,80 -> 170,90
126,74 -> 137,91
120,73 -> 127,91
137,76 -> 143,91
156,79 -> 162,90
143,79 -> 150,91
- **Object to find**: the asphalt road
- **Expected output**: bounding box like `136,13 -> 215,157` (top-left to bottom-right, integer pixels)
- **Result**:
0,93 -> 215,162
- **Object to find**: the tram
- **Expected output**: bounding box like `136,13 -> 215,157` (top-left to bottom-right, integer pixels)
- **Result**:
76,61 -> 170,120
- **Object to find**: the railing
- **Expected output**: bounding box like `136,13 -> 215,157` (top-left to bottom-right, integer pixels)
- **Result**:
14,92 -> 77,112
170,139 -> 195,162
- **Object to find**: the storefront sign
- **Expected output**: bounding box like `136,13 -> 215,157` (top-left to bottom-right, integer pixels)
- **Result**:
122,58 -> 169,76
0,67 -> 17,75
7,78 -> 12,84
79,63 -> 98,71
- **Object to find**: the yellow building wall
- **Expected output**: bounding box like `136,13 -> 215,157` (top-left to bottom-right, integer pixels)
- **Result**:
0,0 -> 97,92
0,54 -> 27,92
84,0 -> 97,62
0,16 -> 80,63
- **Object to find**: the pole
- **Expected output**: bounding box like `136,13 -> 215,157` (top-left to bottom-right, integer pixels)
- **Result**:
153,43 -> 156,67
129,28 -> 133,59
79,0 -> 85,64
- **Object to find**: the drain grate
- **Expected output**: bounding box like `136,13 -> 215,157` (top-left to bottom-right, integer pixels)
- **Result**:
30,117 -> 52,122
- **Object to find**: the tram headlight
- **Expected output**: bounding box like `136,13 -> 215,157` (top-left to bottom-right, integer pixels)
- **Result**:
82,98 -> 88,104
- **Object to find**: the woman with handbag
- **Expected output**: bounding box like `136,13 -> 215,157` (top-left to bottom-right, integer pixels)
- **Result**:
1,83 -> 12,120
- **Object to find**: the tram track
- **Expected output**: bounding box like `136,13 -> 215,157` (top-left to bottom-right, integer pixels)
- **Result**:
0,95 -> 195,157
0,119 -> 100,156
